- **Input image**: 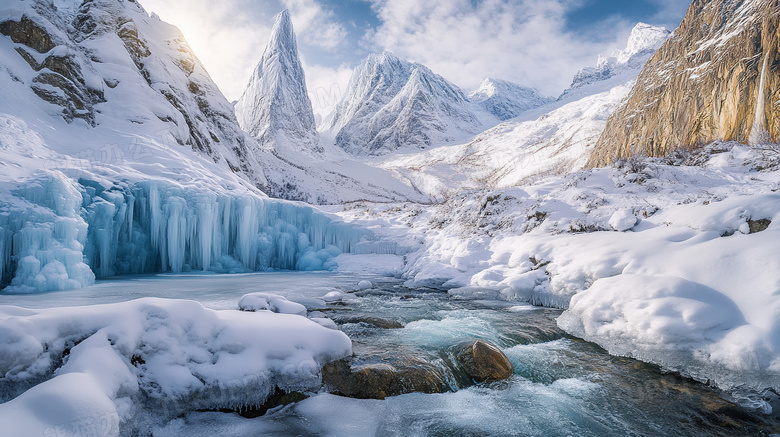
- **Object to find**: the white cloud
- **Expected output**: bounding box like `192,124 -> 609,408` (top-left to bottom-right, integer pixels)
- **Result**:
367,0 -> 636,97
301,62 -> 353,120
281,0 -> 348,50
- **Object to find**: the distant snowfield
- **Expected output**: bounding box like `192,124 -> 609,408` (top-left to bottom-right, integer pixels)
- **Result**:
330,143 -> 780,400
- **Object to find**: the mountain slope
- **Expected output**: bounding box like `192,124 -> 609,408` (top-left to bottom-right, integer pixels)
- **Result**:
469,78 -> 553,121
324,52 -> 494,156
377,23 -> 670,199
0,0 -> 394,292
0,0 -> 265,183
235,10 -> 320,154
590,0 -> 780,166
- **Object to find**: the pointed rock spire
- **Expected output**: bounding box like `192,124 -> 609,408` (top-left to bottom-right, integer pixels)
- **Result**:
235,10 -> 320,152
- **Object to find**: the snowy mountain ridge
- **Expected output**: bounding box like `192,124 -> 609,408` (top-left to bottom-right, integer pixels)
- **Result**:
375,24 -> 671,200
561,23 -> 671,100
323,51 -> 497,156
468,78 -> 554,121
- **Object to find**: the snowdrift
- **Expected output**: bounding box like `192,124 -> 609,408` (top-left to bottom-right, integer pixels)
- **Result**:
0,296 -> 351,436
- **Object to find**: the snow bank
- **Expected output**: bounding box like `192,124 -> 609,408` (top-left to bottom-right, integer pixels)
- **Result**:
339,143 -> 780,400
0,297 -> 351,435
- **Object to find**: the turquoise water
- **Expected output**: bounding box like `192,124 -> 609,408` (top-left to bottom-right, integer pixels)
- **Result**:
3,272 -> 778,436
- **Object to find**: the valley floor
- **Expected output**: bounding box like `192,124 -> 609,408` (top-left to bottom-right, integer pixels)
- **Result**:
329,142 -> 780,407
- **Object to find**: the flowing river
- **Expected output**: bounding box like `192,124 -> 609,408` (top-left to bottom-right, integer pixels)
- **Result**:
2,272 -> 778,436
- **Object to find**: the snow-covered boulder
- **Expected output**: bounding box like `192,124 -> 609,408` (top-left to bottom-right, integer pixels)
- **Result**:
239,292 -> 307,316
609,209 -> 638,231
0,298 -> 351,435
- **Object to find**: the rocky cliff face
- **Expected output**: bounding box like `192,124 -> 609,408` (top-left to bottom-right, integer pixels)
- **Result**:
234,10 -> 320,154
589,0 -> 780,166
0,0 -> 260,182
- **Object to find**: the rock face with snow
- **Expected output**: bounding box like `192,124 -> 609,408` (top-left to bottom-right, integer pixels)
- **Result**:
325,52 -> 491,156
235,10 -> 320,153
469,78 -> 553,121
0,0 -> 259,180
590,0 -> 780,166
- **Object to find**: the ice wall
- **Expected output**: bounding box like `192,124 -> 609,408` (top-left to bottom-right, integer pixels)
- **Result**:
0,171 -> 374,293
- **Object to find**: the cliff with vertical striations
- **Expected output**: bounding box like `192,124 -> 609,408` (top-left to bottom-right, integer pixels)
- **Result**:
589,0 -> 780,166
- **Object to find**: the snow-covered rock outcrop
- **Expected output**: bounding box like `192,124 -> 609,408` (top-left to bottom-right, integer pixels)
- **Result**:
324,52 -> 494,156
469,78 -> 553,121
235,10 -> 320,153
0,0 -> 263,183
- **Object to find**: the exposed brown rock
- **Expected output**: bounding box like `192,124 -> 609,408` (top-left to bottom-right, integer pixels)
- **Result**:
589,0 -> 780,167
748,218 -> 772,233
321,358 -> 448,400
0,16 -> 55,53
455,340 -> 514,382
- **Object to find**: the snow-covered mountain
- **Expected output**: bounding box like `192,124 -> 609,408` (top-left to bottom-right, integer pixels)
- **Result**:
0,0 -> 264,183
560,23 -> 671,101
235,10 -> 320,153
324,52 -> 495,156
377,23 -> 671,199
0,0 -> 400,293
469,78 -> 553,121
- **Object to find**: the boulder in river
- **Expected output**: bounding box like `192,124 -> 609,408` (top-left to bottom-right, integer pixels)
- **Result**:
455,340 -> 514,382
321,358 -> 448,400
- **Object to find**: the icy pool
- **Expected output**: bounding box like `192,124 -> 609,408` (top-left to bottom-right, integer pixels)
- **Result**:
2,272 -> 779,436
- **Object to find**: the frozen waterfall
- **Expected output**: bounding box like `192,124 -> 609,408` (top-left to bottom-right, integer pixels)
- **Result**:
0,171 -> 384,293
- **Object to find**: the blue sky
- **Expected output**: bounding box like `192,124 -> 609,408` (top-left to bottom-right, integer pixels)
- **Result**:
139,0 -> 689,115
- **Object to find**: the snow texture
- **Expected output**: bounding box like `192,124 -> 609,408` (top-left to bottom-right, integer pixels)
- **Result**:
234,10 -> 320,154
238,292 -> 307,316
323,52 -> 497,155
0,297 -> 352,436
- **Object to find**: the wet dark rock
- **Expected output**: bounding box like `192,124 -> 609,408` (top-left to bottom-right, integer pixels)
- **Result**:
748,218 -> 771,234
237,387 -> 307,418
211,387 -> 307,418
0,16 -> 56,53
321,358 -> 448,400
455,340 -> 514,383
333,315 -> 404,329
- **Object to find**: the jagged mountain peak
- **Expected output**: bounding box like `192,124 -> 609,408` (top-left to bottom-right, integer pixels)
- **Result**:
618,23 -> 672,65
325,52 -> 492,155
235,9 -> 319,153
265,9 -> 297,59
560,22 -> 670,100
469,78 -> 553,120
